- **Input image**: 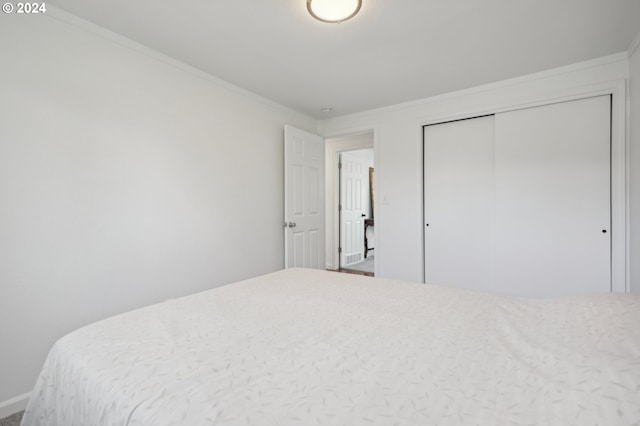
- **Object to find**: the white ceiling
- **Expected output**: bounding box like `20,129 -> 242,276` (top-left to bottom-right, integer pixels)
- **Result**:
48,0 -> 640,119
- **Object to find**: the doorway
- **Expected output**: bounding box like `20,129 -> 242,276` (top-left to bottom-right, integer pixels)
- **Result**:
339,149 -> 374,275
325,131 -> 375,276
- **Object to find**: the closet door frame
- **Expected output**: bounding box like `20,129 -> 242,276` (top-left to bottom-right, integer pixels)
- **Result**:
420,79 -> 627,293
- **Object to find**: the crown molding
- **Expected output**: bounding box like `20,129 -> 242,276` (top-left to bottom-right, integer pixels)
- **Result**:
321,52 -> 629,123
629,32 -> 640,57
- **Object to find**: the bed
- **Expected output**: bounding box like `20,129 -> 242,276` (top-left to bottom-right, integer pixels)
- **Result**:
22,268 -> 640,425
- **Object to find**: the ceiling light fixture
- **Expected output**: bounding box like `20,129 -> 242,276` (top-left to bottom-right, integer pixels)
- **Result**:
307,0 -> 362,23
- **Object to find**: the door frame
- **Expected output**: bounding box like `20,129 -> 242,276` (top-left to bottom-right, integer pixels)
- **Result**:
324,129 -> 376,273
419,79 -> 627,292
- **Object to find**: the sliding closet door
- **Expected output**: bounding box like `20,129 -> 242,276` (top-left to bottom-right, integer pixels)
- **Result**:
424,96 -> 611,297
424,116 -> 495,292
494,96 -> 611,296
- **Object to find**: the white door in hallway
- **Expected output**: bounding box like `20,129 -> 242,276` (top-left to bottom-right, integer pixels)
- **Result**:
284,125 -> 325,269
340,151 -> 366,267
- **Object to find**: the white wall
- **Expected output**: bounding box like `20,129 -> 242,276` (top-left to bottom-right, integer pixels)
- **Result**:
630,34 -> 640,293
320,55 -> 629,283
0,10 -> 316,412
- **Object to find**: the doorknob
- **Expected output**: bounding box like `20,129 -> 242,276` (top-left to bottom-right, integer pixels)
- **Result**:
361,214 -> 366,217
288,222 -> 297,228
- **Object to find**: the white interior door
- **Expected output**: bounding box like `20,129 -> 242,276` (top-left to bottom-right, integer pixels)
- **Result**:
284,125 -> 325,269
424,116 -> 496,292
494,96 -> 611,296
340,151 -> 366,267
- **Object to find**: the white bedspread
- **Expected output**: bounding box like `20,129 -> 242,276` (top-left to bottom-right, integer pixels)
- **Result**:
22,268 -> 640,425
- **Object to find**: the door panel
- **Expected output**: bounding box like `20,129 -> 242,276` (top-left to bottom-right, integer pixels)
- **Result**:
292,231 -> 305,267
309,229 -> 320,268
292,165 -> 304,215
307,167 -> 320,214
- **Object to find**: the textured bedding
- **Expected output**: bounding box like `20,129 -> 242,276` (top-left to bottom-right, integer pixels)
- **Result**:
22,268 -> 640,425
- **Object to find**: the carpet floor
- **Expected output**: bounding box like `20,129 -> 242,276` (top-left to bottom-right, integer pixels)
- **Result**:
0,411 -> 23,426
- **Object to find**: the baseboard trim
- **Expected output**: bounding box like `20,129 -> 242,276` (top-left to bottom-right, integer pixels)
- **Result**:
0,392 -> 30,419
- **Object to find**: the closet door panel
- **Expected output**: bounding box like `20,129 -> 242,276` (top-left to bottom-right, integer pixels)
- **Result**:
494,96 -> 611,296
424,116 -> 495,292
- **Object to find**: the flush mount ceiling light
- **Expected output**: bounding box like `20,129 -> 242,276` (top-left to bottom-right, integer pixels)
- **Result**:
307,0 -> 362,23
